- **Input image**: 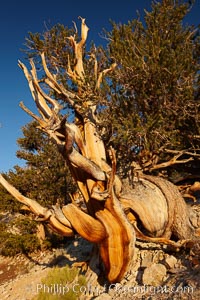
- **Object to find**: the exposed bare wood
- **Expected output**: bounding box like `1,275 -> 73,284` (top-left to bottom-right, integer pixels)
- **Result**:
120,179 -> 169,237
64,125 -> 106,181
0,174 -> 74,236
52,204 -> 73,228
62,203 -> 106,243
0,174 -> 50,218
41,52 -> 82,113
66,123 -> 86,156
129,214 -> 189,248
36,223 -> 46,244
18,60 -> 52,120
47,215 -> 74,236
165,148 -> 200,157
30,59 -> 62,113
89,52 -> 98,81
95,148 -> 135,282
19,101 -> 47,129
183,193 -> 197,202
148,151 -> 194,171
67,16 -> 89,83
179,181 -> 200,202
189,181 -> 200,192
95,62 -> 117,90
84,119 -> 106,166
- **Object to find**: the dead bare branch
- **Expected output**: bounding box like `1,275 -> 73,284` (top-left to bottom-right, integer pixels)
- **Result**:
95,62 -> 117,90
146,149 -> 196,171
67,17 -> 89,83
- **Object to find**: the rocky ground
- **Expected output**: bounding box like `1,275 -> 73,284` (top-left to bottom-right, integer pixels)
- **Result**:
0,235 -> 199,300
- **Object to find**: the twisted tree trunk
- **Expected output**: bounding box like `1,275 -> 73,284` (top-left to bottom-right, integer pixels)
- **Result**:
0,18 -> 199,283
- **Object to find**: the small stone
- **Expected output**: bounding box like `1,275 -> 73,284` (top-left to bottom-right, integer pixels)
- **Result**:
74,240 -> 79,247
141,252 -> 154,267
142,263 -> 167,286
153,250 -> 165,263
164,255 -> 177,269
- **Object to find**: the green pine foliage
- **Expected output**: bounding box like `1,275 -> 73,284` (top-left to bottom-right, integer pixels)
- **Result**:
0,233 -> 40,256
0,121 -> 76,255
0,215 -> 41,256
0,121 -> 76,212
12,121 -> 75,208
104,0 -> 200,176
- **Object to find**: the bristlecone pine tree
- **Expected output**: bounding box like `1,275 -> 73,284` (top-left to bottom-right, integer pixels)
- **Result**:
0,10 -> 200,282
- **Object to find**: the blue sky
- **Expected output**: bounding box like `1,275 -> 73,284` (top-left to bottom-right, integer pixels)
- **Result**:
0,0 -> 199,173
